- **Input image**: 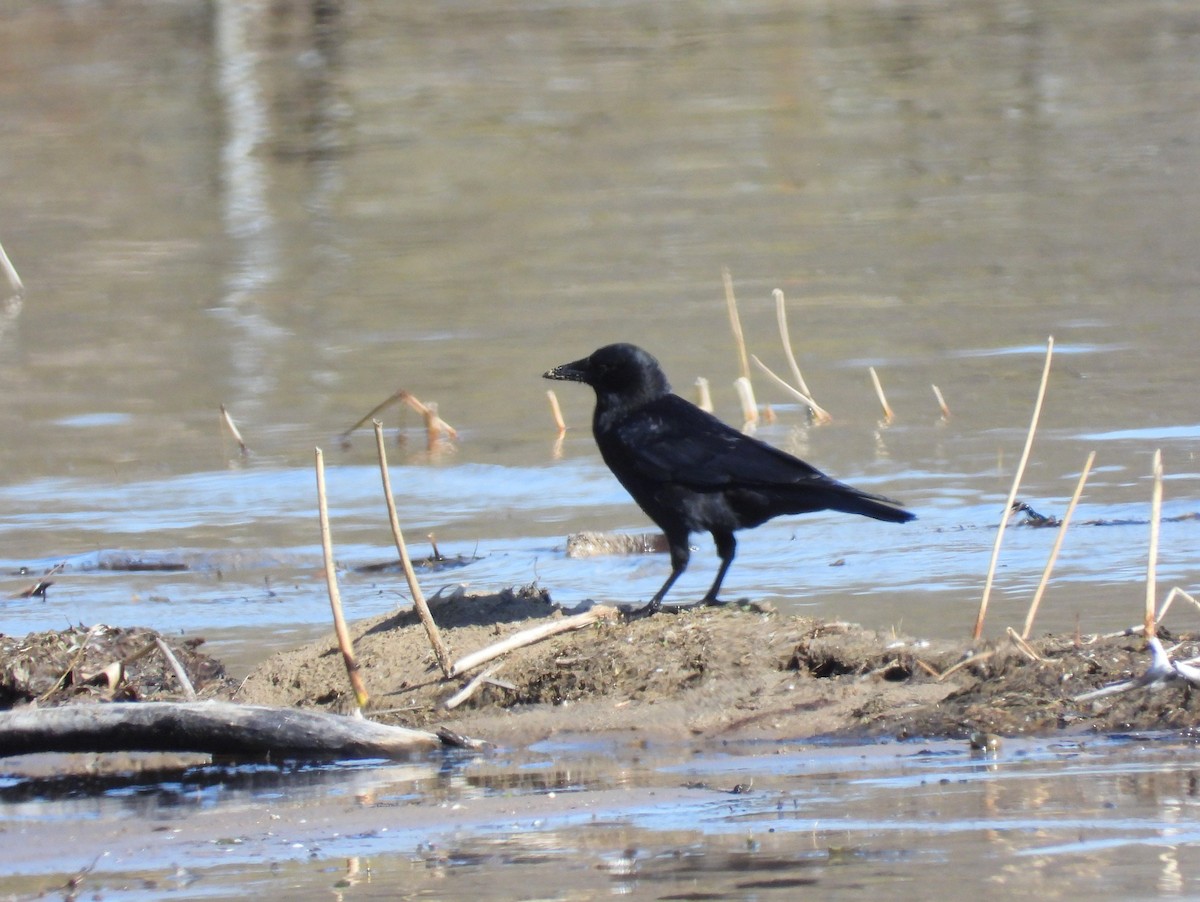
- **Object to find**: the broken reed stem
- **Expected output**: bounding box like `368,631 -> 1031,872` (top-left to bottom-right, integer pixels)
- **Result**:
722,267 -> 751,382
1021,450 -> 1096,640
219,404 -> 248,456
772,289 -> 813,397
546,389 -> 566,433
154,637 -> 197,700
695,376 -> 713,412
1146,448 -> 1163,640
972,336 -> 1055,642
443,663 -> 503,710
733,377 -> 759,432
1157,587 -> 1200,624
750,354 -> 832,424
372,421 -> 452,678
315,447 -> 370,713
449,606 -> 619,678
0,238 -> 22,295
868,367 -> 894,424
340,389 -> 458,445
932,384 -> 951,421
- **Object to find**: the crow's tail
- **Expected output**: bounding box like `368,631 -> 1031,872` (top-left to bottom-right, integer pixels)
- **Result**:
829,487 -> 915,524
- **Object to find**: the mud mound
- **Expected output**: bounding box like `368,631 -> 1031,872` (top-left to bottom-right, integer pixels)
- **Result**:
235,589 -> 1200,745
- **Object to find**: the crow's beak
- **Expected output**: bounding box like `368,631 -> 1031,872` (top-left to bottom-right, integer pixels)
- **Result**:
543,358 -> 589,383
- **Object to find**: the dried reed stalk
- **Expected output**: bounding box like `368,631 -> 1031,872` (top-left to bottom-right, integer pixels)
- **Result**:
219,404 -> 249,456
695,376 -> 713,412
1146,449 -> 1163,640
0,238 -> 22,295
722,267 -> 751,382
772,289 -> 813,397
372,421 -> 452,678
733,376 -> 759,432
546,389 -> 566,433
1021,451 -> 1095,639
869,367 -> 894,424
340,389 -> 457,445
154,637 -> 197,700
449,606 -> 619,678
972,336 -> 1055,641
315,448 -> 369,713
750,354 -> 832,423
932,384 -> 951,421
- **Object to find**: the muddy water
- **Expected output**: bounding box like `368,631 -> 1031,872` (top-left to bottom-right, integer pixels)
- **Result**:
0,0 -> 1198,895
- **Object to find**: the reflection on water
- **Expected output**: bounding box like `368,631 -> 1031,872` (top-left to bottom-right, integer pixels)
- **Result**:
3,736 -> 1200,898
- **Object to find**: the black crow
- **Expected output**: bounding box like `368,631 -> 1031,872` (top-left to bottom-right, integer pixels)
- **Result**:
544,342 -> 914,614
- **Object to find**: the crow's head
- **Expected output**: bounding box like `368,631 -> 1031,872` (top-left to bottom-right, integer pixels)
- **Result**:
544,343 -> 671,402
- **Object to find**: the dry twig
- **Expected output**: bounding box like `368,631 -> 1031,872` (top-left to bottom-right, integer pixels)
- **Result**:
973,336 -> 1054,641
315,447 -> 369,713
1146,449 -> 1163,640
1021,451 -> 1096,639
869,367 -> 894,424
373,421 -> 452,678
219,404 -> 249,456
450,606 -> 619,678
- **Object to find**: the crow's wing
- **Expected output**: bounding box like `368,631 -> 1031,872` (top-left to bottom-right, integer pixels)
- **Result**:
606,394 -> 831,490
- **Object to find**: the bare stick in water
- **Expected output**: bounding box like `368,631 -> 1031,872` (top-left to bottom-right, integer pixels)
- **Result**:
869,367 -> 894,425
750,354 -> 832,423
315,447 -> 370,713
373,421 -> 452,678
733,376 -> 759,433
340,389 -> 457,446
973,336 -> 1055,641
1146,448 -> 1163,640
546,389 -> 567,433
1021,450 -> 1096,640
0,238 -> 22,296
772,289 -> 813,397
932,384 -> 951,421
722,267 -> 751,382
219,405 -> 249,456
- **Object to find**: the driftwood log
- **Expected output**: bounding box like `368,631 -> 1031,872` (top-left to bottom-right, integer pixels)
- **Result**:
0,702 -> 454,761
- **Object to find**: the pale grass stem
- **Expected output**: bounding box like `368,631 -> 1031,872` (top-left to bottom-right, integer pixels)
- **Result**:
973,336 -> 1055,641
0,238 -> 22,295
772,289 -> 813,397
1146,449 -> 1163,640
932,384 -> 951,421
722,267 -> 751,382
868,367 -> 894,424
733,377 -> 759,433
1021,450 -> 1096,640
219,404 -> 248,456
546,389 -> 566,433
373,421 -> 452,678
750,354 -> 831,424
695,376 -> 713,413
315,447 -> 369,714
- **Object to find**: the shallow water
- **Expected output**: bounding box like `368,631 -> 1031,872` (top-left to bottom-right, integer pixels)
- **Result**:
3,735 -> 1200,899
1,0 -> 1199,893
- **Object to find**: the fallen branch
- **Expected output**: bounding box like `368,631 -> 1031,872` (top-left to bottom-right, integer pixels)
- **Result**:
450,606 -> 619,678
0,702 -> 450,760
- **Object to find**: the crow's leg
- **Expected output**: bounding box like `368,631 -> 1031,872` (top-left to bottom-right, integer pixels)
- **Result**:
627,534 -> 690,617
700,530 -> 737,605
